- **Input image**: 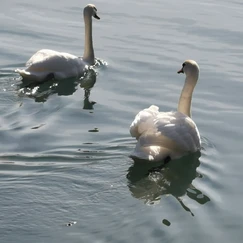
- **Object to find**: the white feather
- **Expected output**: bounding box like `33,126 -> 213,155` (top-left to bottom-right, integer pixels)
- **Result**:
15,4 -> 99,83
129,60 -> 201,162
16,49 -> 86,82
130,105 -> 201,161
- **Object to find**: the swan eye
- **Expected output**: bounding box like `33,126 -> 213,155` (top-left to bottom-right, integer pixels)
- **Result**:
94,7 -> 97,11
182,63 -> 186,68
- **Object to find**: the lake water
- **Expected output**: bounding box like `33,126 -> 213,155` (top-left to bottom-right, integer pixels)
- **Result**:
1,0 -> 243,242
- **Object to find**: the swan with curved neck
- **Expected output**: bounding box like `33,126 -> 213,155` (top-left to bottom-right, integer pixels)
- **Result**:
15,4 -> 100,82
177,60 -> 199,117
130,60 -> 201,162
83,4 -> 99,64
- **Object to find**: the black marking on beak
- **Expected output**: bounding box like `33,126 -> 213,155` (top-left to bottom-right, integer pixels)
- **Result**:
94,13 -> 100,20
177,68 -> 184,74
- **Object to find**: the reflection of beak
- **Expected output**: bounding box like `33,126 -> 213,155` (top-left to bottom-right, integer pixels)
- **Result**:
94,13 -> 100,20
177,68 -> 184,74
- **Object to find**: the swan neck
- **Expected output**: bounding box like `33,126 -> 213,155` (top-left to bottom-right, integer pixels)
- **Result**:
177,75 -> 197,117
83,14 -> 95,65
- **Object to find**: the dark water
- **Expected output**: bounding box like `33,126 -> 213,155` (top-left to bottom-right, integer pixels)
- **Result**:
1,0 -> 243,242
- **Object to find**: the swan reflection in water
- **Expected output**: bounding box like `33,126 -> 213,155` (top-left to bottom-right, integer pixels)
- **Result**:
127,152 -> 210,215
17,67 -> 97,110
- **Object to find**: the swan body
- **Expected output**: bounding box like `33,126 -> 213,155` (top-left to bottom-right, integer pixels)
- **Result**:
16,49 -> 86,82
16,4 -> 100,82
130,60 -> 201,162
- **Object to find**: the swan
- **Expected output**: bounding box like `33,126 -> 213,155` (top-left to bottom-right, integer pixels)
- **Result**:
129,60 -> 201,162
15,4 -> 100,82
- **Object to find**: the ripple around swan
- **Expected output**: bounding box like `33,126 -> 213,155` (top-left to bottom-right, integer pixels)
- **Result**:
125,133 -> 223,217
126,153 -> 210,207
13,58 -> 107,103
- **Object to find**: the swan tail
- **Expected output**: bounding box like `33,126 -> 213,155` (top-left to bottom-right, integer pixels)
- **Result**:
130,143 -> 172,162
15,68 -> 36,80
130,130 -> 186,162
15,68 -> 30,77
130,143 -> 185,162
15,68 -> 51,82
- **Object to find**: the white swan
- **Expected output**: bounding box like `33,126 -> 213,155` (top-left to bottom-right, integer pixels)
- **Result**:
130,60 -> 201,162
15,4 -> 100,82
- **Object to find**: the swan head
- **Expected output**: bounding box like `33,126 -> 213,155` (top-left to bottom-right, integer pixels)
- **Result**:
83,4 -> 100,20
177,60 -> 199,79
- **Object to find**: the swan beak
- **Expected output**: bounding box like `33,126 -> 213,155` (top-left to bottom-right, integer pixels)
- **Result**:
177,68 -> 184,74
94,14 -> 100,20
